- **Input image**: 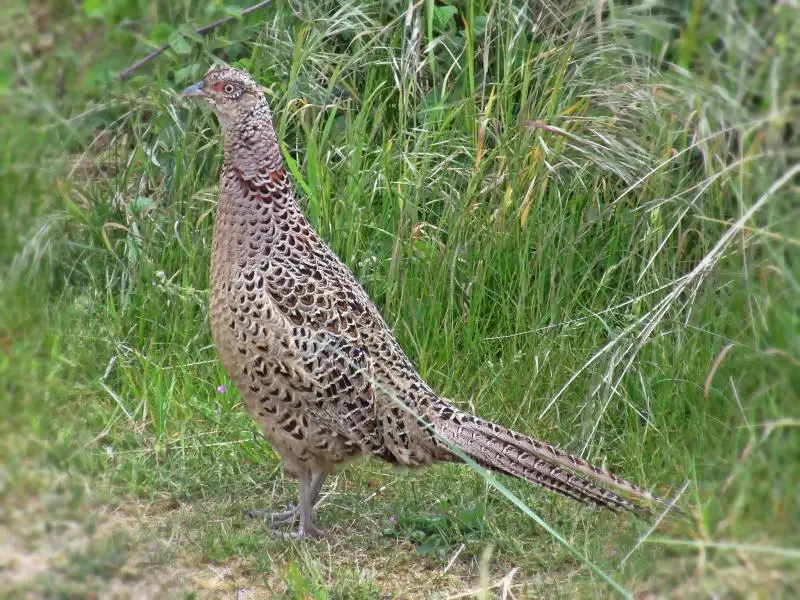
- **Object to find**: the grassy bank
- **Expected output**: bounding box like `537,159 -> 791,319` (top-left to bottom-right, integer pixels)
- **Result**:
1,0 -> 798,597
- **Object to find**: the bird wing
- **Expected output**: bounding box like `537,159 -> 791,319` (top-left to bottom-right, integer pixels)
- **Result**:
254,253 -> 390,455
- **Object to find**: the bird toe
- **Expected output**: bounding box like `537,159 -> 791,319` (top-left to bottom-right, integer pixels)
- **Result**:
246,504 -> 298,523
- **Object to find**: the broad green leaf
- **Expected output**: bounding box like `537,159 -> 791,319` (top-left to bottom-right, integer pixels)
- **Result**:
472,15 -> 488,37
150,23 -> 175,44
222,5 -> 245,18
433,5 -> 458,32
174,65 -> 196,84
179,25 -> 205,44
169,32 -> 192,55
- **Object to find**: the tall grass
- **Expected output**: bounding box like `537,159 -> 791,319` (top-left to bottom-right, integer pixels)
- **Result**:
1,0 -> 798,596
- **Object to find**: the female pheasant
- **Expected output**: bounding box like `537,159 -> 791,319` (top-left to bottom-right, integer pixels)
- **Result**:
183,66 -> 660,538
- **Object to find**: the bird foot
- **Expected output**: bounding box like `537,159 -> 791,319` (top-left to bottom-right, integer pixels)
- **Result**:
246,504 -> 298,523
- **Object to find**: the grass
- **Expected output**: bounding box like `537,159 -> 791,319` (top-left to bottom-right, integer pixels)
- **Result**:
1,0 -> 798,597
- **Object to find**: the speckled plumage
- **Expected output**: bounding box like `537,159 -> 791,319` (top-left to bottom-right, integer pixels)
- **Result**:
184,66 -> 659,537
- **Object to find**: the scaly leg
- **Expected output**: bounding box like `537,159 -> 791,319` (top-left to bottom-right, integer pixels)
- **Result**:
247,471 -> 326,530
296,469 -> 323,539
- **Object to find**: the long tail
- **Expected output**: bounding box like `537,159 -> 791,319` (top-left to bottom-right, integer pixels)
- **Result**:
430,401 -> 661,516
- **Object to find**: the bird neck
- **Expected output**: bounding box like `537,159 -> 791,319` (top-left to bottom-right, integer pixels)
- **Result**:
222,104 -> 284,180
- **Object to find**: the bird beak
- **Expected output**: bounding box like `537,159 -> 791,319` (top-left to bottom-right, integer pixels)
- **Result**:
182,81 -> 205,97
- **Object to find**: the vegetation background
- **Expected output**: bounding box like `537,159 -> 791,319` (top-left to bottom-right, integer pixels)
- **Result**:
1,0 -> 798,597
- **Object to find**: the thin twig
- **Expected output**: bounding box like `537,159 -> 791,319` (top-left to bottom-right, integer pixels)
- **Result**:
118,0 -> 275,80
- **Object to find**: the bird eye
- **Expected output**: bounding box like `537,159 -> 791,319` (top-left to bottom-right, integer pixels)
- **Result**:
223,84 -> 235,94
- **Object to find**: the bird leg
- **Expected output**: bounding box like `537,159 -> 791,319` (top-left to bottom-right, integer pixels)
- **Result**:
295,468 -> 323,539
247,470 -> 326,534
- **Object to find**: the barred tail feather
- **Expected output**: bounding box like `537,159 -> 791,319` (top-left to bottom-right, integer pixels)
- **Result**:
468,415 -> 660,506
469,455 -> 641,514
431,403 -> 658,516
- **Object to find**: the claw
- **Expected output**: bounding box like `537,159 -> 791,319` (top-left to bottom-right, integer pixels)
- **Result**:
246,504 -> 298,523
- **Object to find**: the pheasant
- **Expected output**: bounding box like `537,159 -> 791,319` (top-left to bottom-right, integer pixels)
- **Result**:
183,66 -> 661,538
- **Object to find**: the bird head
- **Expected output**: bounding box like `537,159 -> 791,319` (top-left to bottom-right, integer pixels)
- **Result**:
182,66 -> 268,128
